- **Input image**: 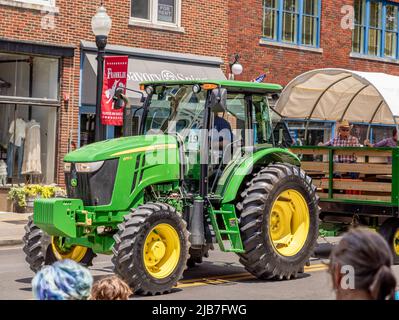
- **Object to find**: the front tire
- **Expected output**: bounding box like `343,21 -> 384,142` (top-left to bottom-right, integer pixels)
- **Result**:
379,218 -> 399,264
112,203 -> 190,295
23,216 -> 96,273
237,163 -> 319,280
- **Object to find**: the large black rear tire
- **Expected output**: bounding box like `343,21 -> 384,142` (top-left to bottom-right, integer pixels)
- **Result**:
23,216 -> 96,272
112,203 -> 190,295
237,163 -> 319,280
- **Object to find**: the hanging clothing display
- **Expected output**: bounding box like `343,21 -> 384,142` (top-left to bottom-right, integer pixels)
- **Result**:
7,140 -> 24,178
7,118 -> 26,178
9,118 -> 26,147
21,120 -> 42,175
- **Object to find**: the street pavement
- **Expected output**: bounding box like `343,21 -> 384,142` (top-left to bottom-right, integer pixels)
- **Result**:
0,212 -> 30,246
1,243 -> 336,300
0,212 -> 395,300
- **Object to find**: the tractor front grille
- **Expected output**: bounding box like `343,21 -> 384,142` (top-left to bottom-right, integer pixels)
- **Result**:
65,159 -> 118,206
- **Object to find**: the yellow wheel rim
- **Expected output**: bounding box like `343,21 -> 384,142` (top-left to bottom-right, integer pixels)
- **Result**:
269,189 -> 310,257
393,230 -> 399,256
51,237 -> 88,262
143,223 -> 181,279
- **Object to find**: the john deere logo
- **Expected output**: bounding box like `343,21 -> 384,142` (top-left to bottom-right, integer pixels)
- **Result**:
71,178 -> 78,187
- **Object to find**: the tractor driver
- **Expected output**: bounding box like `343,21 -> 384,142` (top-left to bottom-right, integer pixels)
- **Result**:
211,113 -> 233,164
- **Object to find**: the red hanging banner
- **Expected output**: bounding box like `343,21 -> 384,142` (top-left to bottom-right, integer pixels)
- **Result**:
101,55 -> 129,126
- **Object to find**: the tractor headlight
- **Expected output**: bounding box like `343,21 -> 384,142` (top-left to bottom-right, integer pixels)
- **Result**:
75,161 -> 104,173
64,162 -> 71,173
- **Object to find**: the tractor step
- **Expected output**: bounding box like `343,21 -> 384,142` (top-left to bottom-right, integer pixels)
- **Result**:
208,203 -> 244,253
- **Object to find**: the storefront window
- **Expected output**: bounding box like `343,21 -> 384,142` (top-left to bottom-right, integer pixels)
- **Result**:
0,104 -> 57,184
80,114 -> 96,147
0,52 -> 59,185
286,120 -> 333,146
0,53 -> 59,100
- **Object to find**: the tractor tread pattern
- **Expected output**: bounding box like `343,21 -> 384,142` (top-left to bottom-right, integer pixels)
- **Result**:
236,163 -> 319,280
23,216 -> 96,273
112,202 -> 190,295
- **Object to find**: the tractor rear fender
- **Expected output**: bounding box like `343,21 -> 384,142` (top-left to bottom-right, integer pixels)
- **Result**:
218,148 -> 300,204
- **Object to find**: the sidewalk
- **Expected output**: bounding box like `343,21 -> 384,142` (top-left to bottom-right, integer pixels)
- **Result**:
0,212 -> 30,246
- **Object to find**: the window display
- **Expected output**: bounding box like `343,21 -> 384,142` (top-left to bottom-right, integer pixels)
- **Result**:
21,119 -> 42,175
0,52 -> 59,185
0,104 -> 55,184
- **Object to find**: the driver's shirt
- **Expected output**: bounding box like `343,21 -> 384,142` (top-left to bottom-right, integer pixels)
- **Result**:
325,135 -> 360,163
210,116 -> 233,164
213,116 -> 233,144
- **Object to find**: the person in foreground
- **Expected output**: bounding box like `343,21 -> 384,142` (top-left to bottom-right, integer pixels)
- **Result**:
91,275 -> 133,300
328,228 -> 396,300
32,259 -> 93,300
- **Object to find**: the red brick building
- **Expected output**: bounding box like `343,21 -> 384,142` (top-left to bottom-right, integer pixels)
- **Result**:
0,0 -> 228,205
229,0 -> 399,85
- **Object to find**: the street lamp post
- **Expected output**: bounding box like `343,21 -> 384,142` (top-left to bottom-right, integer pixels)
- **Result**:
92,5 -> 112,142
229,53 -> 243,80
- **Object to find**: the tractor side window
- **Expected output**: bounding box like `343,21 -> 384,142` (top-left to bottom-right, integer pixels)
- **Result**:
252,95 -> 273,145
252,94 -> 293,147
211,94 -> 246,164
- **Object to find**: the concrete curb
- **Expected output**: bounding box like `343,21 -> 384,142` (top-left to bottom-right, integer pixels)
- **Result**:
0,239 -> 23,247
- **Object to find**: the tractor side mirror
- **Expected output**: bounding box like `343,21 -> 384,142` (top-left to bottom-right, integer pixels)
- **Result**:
209,87 -> 227,112
113,87 -> 129,110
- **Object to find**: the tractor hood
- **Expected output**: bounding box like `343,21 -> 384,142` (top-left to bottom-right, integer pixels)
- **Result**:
64,135 -> 178,162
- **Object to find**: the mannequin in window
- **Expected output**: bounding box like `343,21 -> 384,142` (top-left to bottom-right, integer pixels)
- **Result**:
22,119 -> 42,176
7,118 -> 26,179
0,160 -> 7,185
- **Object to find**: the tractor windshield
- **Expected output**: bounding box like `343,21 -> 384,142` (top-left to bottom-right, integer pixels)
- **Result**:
143,85 -> 207,137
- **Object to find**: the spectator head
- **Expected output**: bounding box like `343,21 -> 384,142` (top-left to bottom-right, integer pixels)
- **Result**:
91,276 -> 133,300
337,120 -> 351,138
32,259 -> 93,300
329,228 -> 396,300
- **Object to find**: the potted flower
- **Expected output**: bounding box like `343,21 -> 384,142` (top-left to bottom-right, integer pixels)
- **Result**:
8,184 -> 66,213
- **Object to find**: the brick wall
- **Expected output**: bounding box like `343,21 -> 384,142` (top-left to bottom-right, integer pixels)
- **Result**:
0,0 -> 229,185
229,0 -> 399,86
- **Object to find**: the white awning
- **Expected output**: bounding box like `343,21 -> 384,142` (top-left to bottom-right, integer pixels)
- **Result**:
275,68 -> 399,125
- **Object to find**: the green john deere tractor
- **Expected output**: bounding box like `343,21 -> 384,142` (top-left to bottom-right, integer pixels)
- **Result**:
23,80 -> 319,295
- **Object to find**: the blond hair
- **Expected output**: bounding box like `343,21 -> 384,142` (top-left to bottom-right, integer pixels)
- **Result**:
91,276 -> 133,300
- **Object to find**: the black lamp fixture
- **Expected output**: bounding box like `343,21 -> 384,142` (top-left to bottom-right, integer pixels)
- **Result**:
229,53 -> 243,80
91,3 -> 112,142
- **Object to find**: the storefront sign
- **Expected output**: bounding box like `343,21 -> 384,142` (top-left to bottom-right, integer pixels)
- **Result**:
101,56 -> 129,126
128,70 -> 206,82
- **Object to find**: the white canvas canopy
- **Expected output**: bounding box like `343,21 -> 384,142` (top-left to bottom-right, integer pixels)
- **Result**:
275,68 -> 399,125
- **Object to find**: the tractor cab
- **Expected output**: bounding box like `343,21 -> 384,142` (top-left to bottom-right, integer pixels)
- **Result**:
118,80 -> 293,193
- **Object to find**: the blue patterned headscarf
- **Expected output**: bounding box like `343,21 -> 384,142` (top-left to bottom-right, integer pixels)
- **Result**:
32,259 -> 93,300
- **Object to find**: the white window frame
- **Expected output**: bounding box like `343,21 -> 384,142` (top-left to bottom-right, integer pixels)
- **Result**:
16,0 -> 55,6
0,0 -> 58,12
130,0 -> 183,32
